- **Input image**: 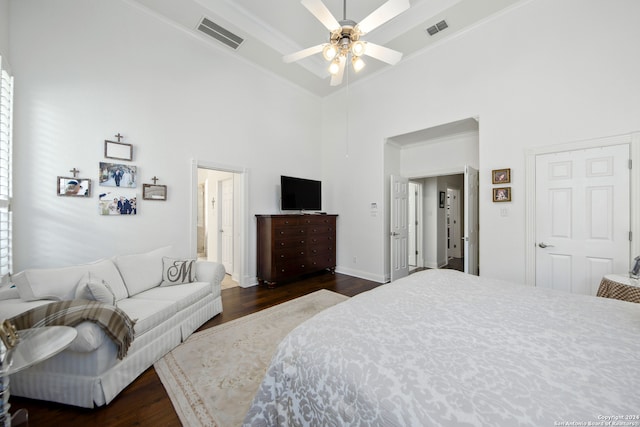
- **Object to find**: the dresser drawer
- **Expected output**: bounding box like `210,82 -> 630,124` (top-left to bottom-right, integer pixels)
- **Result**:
271,217 -> 301,227
275,226 -> 307,237
302,216 -> 335,226
274,237 -> 307,249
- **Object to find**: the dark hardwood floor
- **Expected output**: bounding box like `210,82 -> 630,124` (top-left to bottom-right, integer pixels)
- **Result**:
8,272 -> 382,426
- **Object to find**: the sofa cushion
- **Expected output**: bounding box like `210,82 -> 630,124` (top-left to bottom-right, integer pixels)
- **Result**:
13,259 -> 127,302
75,272 -> 116,306
114,246 -> 171,296
133,281 -> 211,312
14,264 -> 89,301
115,297 -> 176,336
0,298 -> 52,319
160,257 -> 196,286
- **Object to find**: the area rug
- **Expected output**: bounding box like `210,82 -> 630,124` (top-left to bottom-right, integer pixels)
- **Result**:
154,289 -> 349,427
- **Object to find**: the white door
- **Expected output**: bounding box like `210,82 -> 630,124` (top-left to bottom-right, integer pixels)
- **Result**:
535,144 -> 629,295
390,175 -> 409,281
219,177 -> 234,274
464,166 -> 479,275
408,182 -> 417,267
447,188 -> 462,259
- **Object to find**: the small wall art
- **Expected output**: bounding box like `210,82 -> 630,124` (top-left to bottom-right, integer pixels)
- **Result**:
57,176 -> 91,197
143,184 -> 167,201
492,168 -> 511,184
98,192 -> 138,215
493,187 -> 511,202
104,140 -> 133,161
99,162 -> 137,188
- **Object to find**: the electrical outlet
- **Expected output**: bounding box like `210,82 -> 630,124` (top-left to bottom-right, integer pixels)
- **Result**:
353,256 -> 357,264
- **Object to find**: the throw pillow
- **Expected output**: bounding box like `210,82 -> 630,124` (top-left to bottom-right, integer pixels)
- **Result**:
75,272 -> 117,306
161,257 -> 196,286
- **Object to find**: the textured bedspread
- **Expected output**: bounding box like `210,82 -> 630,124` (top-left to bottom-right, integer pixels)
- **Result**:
244,269 -> 640,426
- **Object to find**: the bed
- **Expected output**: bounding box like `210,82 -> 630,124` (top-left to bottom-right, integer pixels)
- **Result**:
243,269 -> 640,426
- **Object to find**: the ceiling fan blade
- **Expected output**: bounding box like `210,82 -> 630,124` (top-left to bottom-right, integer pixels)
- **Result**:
363,42 -> 403,65
356,0 -> 410,35
283,44 -> 325,63
301,0 -> 341,32
330,56 -> 347,86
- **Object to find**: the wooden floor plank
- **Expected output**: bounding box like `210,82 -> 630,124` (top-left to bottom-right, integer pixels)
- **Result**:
8,272 -> 381,426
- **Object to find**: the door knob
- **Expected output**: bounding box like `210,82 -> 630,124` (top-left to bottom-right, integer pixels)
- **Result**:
391,232 -> 399,236
538,242 -> 554,248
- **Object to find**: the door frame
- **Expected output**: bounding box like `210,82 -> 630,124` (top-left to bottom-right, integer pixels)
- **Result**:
190,159 -> 250,287
524,132 -> 640,287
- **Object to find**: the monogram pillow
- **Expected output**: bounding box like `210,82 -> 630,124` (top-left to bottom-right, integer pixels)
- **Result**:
160,257 -> 196,286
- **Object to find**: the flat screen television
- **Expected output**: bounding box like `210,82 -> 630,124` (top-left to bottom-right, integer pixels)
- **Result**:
281,175 -> 321,211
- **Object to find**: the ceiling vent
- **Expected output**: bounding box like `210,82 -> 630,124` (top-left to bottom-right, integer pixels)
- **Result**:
197,17 -> 244,50
426,20 -> 449,36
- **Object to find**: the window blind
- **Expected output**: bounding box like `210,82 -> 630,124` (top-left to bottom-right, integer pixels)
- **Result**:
0,56 -> 13,284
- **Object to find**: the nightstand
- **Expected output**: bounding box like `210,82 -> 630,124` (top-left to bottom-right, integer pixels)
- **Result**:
596,274 -> 640,303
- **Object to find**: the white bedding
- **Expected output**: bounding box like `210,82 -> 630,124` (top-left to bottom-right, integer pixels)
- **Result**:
244,269 -> 640,426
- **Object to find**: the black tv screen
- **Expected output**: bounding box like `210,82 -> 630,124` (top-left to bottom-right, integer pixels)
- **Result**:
281,175 -> 321,211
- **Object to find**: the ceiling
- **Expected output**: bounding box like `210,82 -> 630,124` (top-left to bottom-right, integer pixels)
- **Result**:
130,0 -> 522,97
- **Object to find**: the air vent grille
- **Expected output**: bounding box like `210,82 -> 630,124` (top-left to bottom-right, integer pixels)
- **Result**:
426,20 -> 448,36
197,17 -> 244,50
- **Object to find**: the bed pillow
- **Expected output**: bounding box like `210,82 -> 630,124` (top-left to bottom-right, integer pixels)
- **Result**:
75,272 -> 116,306
160,257 -> 196,286
115,246 -> 172,296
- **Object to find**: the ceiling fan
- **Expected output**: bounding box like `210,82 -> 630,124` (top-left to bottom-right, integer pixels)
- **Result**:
284,0 -> 410,86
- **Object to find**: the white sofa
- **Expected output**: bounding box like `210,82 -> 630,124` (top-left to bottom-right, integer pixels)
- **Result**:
0,246 -> 224,408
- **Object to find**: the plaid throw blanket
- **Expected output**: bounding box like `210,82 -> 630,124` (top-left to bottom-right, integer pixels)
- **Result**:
9,299 -> 136,359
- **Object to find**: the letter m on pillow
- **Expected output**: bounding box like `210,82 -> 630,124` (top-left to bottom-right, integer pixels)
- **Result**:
161,258 -> 196,286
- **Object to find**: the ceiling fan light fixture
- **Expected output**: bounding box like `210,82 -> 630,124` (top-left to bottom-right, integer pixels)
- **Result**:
351,40 -> 366,57
322,44 -> 338,61
352,56 -> 365,72
328,59 -> 341,75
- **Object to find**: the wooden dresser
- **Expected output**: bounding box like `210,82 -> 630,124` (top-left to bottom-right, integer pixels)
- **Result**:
256,214 -> 337,287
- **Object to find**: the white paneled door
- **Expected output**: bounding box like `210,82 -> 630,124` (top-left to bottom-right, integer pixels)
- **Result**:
535,144 -> 629,295
219,177 -> 234,275
390,175 -> 409,281
464,166 -> 479,275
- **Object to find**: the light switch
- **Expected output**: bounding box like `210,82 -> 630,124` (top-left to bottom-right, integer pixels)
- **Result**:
500,208 -> 508,217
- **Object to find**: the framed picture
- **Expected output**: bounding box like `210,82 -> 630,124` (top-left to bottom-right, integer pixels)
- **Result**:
104,140 -> 133,161
439,191 -> 445,208
492,168 -> 511,184
57,176 -> 91,197
99,162 -> 137,188
143,184 -> 167,201
98,192 -> 138,215
493,187 -> 511,202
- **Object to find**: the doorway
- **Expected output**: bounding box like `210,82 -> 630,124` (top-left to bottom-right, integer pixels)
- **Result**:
385,117 -> 479,281
400,173 -> 470,275
197,167 -> 240,289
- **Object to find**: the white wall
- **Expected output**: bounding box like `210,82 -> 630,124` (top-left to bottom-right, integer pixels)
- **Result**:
9,0 -> 322,280
0,0 -> 9,63
400,131 -> 479,178
323,0 -> 640,284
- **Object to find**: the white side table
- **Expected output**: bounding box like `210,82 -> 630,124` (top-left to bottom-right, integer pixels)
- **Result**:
597,274 -> 640,303
1,326 -> 77,426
